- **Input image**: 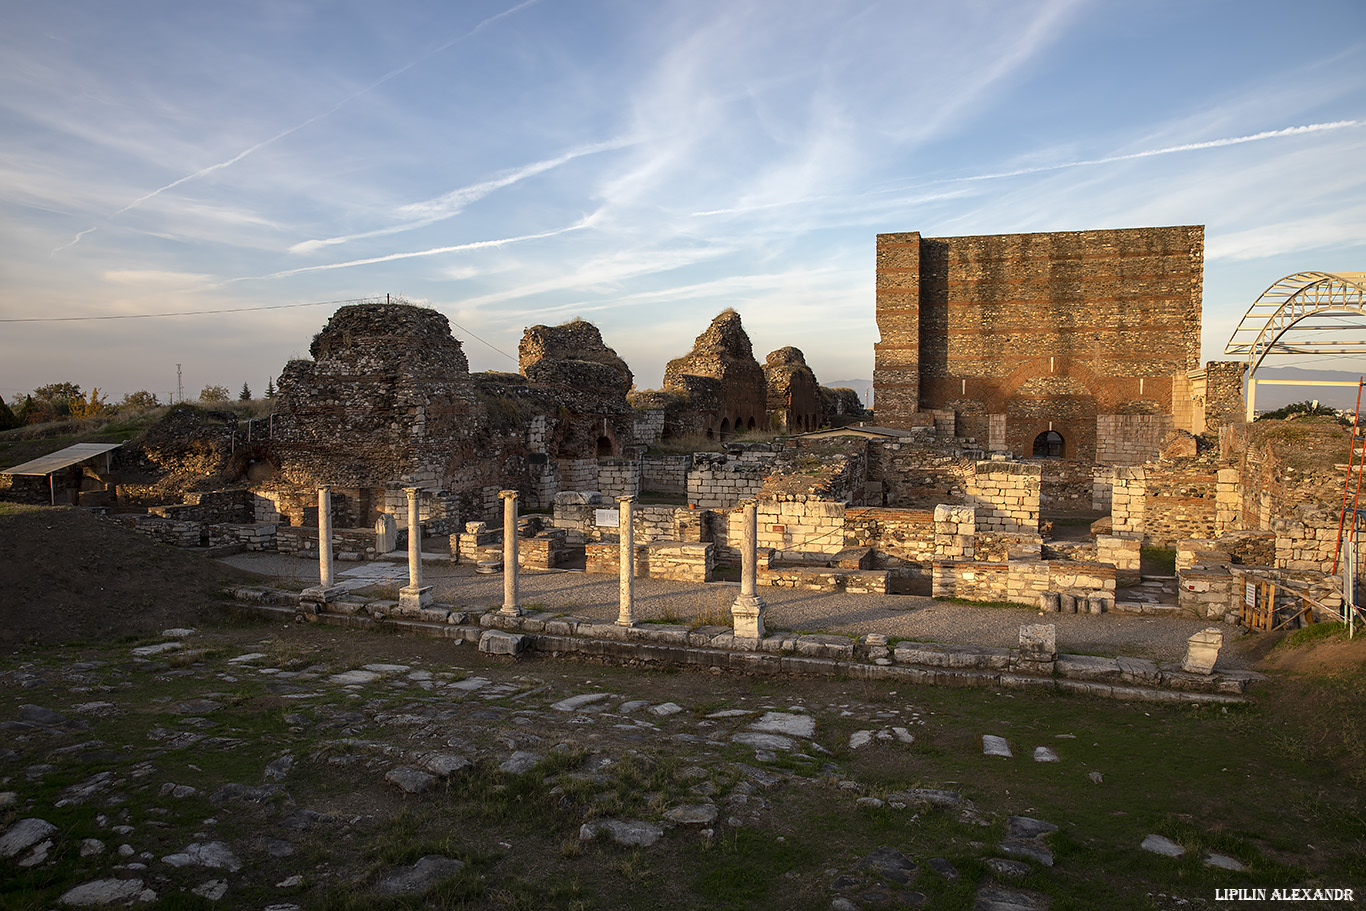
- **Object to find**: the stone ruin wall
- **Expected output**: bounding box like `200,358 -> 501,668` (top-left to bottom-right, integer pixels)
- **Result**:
764,347 -> 823,432
874,226 -> 1209,461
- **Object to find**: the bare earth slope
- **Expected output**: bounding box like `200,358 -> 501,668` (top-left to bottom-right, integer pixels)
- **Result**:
0,504 -> 258,651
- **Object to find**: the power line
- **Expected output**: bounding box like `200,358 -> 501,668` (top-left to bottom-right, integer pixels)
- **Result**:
0,293 -> 518,364
0,298 -> 367,323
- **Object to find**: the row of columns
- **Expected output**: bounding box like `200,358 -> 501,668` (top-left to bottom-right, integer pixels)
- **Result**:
312,488 -> 765,637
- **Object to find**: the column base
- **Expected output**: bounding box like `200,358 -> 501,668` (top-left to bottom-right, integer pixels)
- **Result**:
498,605 -> 523,618
399,585 -> 434,610
730,594 -> 767,639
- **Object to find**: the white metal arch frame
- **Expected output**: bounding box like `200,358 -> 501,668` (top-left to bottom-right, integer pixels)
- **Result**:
1225,271 -> 1366,371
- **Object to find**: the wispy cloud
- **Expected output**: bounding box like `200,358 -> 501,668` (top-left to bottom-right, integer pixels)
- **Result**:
289,136 -> 634,254
51,0 -> 542,254
945,120 -> 1363,184
245,219 -> 594,281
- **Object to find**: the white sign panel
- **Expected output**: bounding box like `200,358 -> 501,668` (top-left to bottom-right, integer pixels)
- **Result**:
595,508 -> 620,528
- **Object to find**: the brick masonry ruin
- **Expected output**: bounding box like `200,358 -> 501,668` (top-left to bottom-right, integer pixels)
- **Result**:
873,226 -> 1244,464
8,224 -> 1359,638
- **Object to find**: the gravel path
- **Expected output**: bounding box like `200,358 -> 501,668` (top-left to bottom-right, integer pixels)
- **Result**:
217,553 -> 1255,668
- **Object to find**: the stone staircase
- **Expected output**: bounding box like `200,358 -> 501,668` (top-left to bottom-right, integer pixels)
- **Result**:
1114,574 -> 1182,615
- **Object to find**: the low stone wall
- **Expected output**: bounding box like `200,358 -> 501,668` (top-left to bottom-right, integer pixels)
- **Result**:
933,559 -> 1116,605
967,462 -> 1040,533
687,451 -> 774,508
585,540 -> 714,582
759,567 -> 890,594
843,507 -> 936,572
975,532 -> 1043,563
640,454 -> 690,495
208,522 -> 278,552
120,514 -> 205,548
520,529 -> 570,570
277,526 -> 377,560
1096,534 -> 1142,585
597,458 -> 640,499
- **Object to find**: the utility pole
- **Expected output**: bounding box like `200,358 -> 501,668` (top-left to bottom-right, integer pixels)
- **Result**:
176,364 -> 183,404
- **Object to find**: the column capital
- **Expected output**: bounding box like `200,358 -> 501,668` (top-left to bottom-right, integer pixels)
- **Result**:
404,486 -> 420,497
318,484 -> 331,494
499,489 -> 519,500
616,495 -> 635,505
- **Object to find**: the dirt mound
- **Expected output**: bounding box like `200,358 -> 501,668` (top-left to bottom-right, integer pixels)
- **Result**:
0,505 -> 261,652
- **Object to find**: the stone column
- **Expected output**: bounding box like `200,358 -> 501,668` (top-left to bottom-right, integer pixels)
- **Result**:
731,500 -> 766,638
499,490 -> 521,616
617,495 -> 636,627
399,487 -> 433,610
318,485 -> 334,589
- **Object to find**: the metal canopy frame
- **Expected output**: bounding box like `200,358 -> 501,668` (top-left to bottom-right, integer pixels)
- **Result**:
1224,271 -> 1366,419
1224,271 -> 1366,371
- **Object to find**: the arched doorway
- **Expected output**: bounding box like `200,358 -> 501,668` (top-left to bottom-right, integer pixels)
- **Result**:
1032,430 -> 1064,458
596,436 -> 613,457
719,418 -> 731,440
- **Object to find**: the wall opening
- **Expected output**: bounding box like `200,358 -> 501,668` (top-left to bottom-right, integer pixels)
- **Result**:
1032,430 -> 1065,459
596,436 -> 613,457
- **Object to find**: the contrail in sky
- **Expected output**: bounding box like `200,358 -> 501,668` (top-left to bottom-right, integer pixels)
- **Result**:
238,220 -> 591,281
51,0 -> 541,255
952,120 -> 1362,183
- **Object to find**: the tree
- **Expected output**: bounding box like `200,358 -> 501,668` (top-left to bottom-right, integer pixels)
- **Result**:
199,384 -> 230,403
32,382 -> 82,418
239,382 -> 252,401
120,390 -> 160,409
0,395 -> 18,431
69,387 -> 109,419
265,377 -> 276,399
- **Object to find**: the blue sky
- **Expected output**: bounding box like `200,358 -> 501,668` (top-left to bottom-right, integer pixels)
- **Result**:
2,0 -> 1363,405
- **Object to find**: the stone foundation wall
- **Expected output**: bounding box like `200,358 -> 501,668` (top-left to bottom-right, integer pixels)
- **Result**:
1038,459 -> 1095,513
1096,414 -> 1173,466
640,454 -> 690,495
597,458 -> 641,499
843,507 -> 937,572
277,526 -> 378,560
584,540 -> 714,582
966,462 -> 1040,532
1142,462 -> 1219,546
632,409 -> 665,445
933,559 -> 1116,604
208,522 -> 278,552
687,452 -> 774,507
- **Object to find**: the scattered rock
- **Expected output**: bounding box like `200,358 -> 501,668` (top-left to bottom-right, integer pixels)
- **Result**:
424,753 -> 472,777
856,846 -> 917,884
499,751 -> 544,774
664,804 -> 719,826
385,768 -> 436,794
982,735 -> 1012,758
985,857 -> 1033,878
579,819 -> 664,847
1204,851 -> 1246,871
161,841 -> 243,872
649,702 -> 684,717
751,711 -> 816,738
1032,746 -> 1059,762
374,855 -> 467,896
192,880 -> 229,900
848,731 -> 873,749
59,878 -> 155,906
732,731 -> 796,751
0,818 -> 57,858
551,693 -> 611,712
1141,834 -> 1185,858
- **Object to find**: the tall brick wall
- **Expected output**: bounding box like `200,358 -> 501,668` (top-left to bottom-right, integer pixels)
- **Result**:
873,226 -> 1204,461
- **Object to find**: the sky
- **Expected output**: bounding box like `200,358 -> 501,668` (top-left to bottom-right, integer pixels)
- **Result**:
1,0 -> 1364,406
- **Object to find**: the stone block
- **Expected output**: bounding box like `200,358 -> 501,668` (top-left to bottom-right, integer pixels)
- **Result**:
1018,624 -> 1056,663
1182,628 -> 1222,675
478,630 -> 528,656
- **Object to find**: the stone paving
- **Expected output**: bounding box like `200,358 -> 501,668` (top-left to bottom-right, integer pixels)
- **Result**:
0,625 -> 1277,910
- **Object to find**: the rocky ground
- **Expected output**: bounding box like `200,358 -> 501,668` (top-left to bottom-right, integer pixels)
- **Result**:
2,505 -> 1364,909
